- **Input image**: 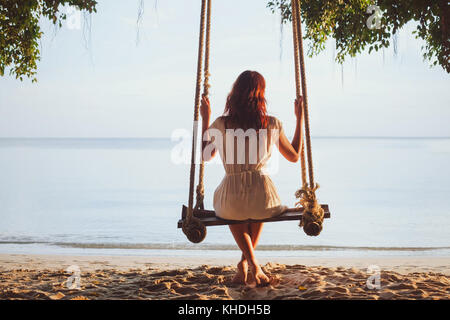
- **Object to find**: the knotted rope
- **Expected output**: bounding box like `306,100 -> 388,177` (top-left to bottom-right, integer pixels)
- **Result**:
194,0 -> 212,211
291,0 -> 324,236
182,0 -> 211,243
295,184 -> 324,236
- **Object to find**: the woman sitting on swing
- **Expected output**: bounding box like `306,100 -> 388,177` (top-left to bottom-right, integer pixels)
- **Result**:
200,70 -> 304,286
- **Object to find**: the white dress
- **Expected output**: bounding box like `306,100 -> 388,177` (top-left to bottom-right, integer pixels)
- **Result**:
206,115 -> 287,221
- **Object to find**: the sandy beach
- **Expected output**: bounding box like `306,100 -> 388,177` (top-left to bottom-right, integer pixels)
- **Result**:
0,254 -> 448,300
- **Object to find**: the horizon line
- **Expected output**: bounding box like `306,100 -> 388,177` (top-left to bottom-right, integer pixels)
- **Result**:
0,136 -> 450,140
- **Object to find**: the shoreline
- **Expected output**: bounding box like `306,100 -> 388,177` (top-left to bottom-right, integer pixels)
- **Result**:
1,253 -> 450,275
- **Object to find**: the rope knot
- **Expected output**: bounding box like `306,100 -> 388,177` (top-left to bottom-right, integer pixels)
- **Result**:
182,214 -> 207,244
194,184 -> 205,210
295,183 -> 324,236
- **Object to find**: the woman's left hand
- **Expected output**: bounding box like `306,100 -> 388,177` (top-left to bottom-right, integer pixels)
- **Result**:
200,95 -> 211,121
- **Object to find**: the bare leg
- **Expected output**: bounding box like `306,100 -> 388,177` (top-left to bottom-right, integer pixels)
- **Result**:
229,222 -> 269,286
233,223 -> 256,284
245,222 -> 269,285
238,222 -> 264,259
229,223 -> 252,284
249,222 -> 264,247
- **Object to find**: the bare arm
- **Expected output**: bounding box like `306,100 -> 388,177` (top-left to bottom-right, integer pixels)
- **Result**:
200,95 -> 217,161
277,97 -> 304,163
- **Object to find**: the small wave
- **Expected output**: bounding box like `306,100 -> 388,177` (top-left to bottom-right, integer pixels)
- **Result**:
1,241 -> 449,252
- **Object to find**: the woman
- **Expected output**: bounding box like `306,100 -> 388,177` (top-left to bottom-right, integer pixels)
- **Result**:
200,70 -> 304,286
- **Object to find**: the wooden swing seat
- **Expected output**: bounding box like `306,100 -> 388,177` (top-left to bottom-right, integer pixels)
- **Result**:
177,205 -> 330,228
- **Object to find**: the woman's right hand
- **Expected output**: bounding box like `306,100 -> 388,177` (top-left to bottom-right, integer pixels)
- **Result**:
295,96 -> 304,120
200,95 -> 211,121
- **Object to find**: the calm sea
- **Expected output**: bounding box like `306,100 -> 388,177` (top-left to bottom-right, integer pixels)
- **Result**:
0,137 -> 449,258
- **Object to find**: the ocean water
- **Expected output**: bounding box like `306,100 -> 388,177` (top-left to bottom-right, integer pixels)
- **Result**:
0,137 -> 449,258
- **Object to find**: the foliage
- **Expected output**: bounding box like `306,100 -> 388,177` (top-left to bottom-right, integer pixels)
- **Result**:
0,0 -> 97,82
267,0 -> 450,73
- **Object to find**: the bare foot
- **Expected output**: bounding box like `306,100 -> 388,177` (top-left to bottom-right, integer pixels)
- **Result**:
232,260 -> 248,284
250,263 -> 270,287
246,269 -> 255,284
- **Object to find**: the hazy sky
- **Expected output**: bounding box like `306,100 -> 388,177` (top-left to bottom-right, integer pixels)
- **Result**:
0,0 -> 449,138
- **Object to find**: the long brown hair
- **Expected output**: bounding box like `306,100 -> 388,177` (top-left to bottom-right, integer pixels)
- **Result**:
224,70 -> 268,130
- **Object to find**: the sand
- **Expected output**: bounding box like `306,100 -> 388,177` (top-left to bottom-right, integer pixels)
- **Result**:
0,254 -> 449,300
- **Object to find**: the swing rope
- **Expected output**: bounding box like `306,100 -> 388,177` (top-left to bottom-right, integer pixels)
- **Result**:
182,0 -> 210,243
291,0 -> 324,236
194,0 -> 212,211
290,0 -> 308,189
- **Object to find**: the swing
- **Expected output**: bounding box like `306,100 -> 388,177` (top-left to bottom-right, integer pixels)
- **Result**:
178,0 -> 331,243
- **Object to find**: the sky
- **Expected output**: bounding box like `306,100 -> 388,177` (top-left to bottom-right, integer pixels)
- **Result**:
0,0 -> 449,138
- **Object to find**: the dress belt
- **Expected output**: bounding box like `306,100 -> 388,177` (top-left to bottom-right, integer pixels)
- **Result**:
225,169 -> 263,176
